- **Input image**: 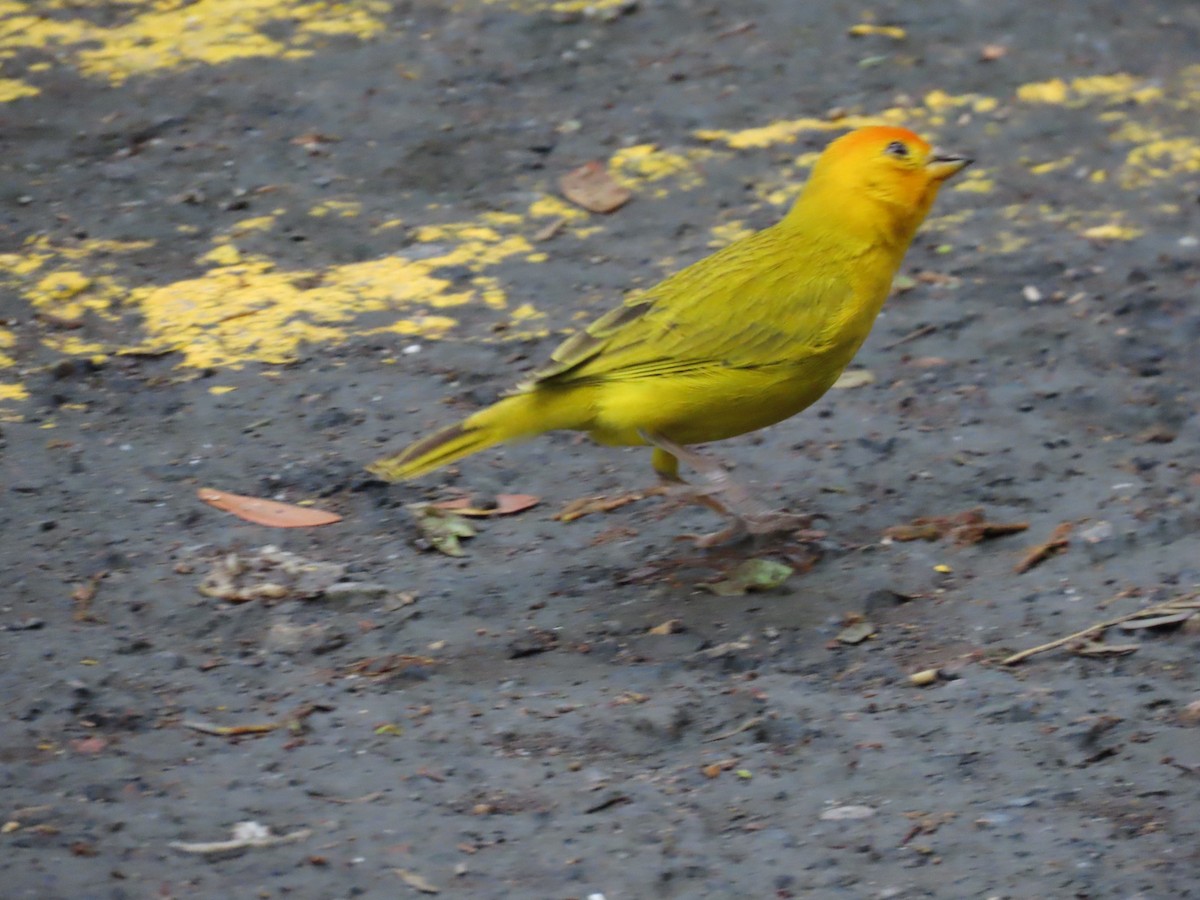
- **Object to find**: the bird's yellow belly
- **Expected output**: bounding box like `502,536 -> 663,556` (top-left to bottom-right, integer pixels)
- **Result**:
588,367 -> 838,447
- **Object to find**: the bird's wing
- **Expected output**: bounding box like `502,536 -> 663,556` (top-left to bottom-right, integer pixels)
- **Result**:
524,227 -> 857,388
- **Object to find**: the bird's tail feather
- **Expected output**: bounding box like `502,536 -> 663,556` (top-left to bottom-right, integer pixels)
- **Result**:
367,390 -> 581,481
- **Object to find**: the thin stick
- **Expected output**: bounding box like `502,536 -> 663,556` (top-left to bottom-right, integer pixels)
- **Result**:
1002,594 -> 1199,666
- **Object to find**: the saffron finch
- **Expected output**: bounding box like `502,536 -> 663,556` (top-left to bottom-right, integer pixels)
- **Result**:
370,126 -> 970,540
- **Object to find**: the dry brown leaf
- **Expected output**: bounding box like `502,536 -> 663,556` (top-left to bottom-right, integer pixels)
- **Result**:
394,868 -> 441,894
883,508 -> 1027,545
648,619 -> 683,635
980,43 -> 1008,61
559,161 -> 631,213
198,488 -> 342,528
430,493 -> 540,517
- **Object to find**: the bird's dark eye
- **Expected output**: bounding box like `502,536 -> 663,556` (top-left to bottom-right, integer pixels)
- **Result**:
885,140 -> 909,158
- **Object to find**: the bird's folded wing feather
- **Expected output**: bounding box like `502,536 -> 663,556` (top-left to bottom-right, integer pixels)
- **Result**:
523,228 -> 856,388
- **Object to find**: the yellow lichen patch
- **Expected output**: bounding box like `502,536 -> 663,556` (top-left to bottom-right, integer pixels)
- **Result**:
1017,74 -> 1162,107
0,214 -> 551,370
923,90 -> 998,116
209,385 -> 238,395
199,243 -> 243,266
309,199 -> 362,218
695,113 -> 902,150
1117,132 -> 1200,188
373,315 -> 457,338
951,170 -> 993,193
708,221 -> 754,248
125,219 -> 545,366
847,23 -> 906,40
0,327 -> 16,368
1027,156 -> 1075,176
528,195 -> 588,222
480,0 -> 631,13
0,77 -> 38,102
1079,222 -> 1144,241
992,231 -> 1030,255
0,0 -> 390,86
0,383 -> 28,401
609,145 -> 711,198
230,214 -> 280,235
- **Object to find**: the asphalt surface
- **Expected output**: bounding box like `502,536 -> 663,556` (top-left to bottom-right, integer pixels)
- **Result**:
2,1 -> 1200,897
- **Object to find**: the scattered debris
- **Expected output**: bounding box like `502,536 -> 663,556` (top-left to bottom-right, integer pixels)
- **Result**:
831,368 -> 876,390
1071,639 -> 1140,658
198,546 -> 347,603
883,322 -> 938,349
1002,593 -> 1199,665
693,635 -> 754,659
820,805 -> 876,821
507,628 -> 559,659
1014,522 -> 1073,573
169,821 -> 311,855
71,571 -> 106,623
1179,700 -> 1200,728
430,493 -> 540,517
346,654 -> 440,678
701,758 -> 739,778
184,720 -> 281,737
197,487 -> 342,527
555,490 -> 653,522
702,559 -> 794,596
703,716 -> 764,743
647,619 -> 684,635
836,617 -> 877,645
408,504 -> 476,557
884,507 -> 1028,544
532,217 -> 566,242
910,668 -> 939,686
559,161 -> 631,213
847,23 -> 906,40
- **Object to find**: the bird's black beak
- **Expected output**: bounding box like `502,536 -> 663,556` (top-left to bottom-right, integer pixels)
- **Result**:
926,152 -> 973,181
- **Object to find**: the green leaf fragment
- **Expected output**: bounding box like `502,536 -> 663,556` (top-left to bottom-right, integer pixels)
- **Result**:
704,559 -> 794,596
409,504 -> 477,557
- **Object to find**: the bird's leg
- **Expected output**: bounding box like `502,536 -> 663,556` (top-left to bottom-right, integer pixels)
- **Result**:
641,431 -> 814,546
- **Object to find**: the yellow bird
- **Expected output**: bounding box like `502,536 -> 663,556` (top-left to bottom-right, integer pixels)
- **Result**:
370,126 -> 970,541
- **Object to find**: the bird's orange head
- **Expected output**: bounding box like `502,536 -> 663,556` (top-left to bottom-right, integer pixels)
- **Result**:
793,126 -> 971,243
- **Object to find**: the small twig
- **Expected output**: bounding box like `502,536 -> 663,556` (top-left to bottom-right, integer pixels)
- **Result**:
1002,594 -> 1199,666
1014,522 -> 1073,573
184,720 -> 280,736
883,323 -> 938,350
169,823 -> 311,855
703,716 -> 765,743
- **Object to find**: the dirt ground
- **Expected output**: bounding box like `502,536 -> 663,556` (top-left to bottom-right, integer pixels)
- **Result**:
3,1 -> 1200,897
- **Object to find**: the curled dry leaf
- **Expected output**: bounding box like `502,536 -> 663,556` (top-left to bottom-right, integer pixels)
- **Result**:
198,488 -> 342,528
559,161 -> 631,214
